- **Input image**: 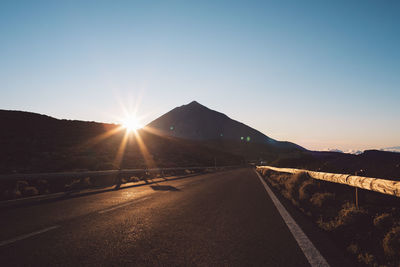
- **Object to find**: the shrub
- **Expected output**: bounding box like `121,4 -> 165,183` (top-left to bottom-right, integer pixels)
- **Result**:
284,172 -> 310,200
81,177 -> 91,188
337,203 -> 368,227
261,169 -> 273,177
36,179 -> 49,194
3,189 -> 21,199
310,192 -> 335,208
298,180 -> 319,202
130,176 -> 141,182
21,186 -> 39,197
357,252 -> 376,266
65,177 -> 91,191
318,202 -> 368,231
373,213 -> 394,232
16,180 -> 29,190
269,173 -> 290,190
347,243 -> 359,255
383,226 -> 400,258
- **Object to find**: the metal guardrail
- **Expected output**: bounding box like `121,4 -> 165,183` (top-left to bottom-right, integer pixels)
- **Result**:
256,166 -> 400,198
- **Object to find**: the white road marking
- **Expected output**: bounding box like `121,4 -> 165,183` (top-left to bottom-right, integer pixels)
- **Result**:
254,170 -> 329,267
98,197 -> 150,214
0,225 -> 60,247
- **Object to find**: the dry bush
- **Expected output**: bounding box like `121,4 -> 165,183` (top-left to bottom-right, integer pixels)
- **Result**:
337,203 -> 369,227
81,177 -> 91,187
36,179 -> 49,194
284,172 -> 310,200
65,177 -> 91,191
261,169 -> 274,177
267,172 -> 286,190
298,180 -> 319,202
121,176 -> 141,183
130,176 -> 141,182
21,186 -> 39,197
373,213 -> 394,232
16,180 -> 29,190
3,189 -> 21,199
65,179 -> 80,190
347,243 -> 360,255
269,173 -> 290,188
310,192 -> 335,208
318,202 -> 368,231
383,226 -> 400,258
357,252 -> 376,266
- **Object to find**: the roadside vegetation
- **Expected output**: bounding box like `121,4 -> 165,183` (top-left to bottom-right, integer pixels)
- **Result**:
259,169 -> 400,267
0,168 -> 218,201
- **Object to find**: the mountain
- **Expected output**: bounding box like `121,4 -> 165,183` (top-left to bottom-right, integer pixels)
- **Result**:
2,105 -> 399,180
147,101 -> 304,153
381,146 -> 400,153
145,102 -> 400,179
0,110 -> 241,174
148,101 -> 272,143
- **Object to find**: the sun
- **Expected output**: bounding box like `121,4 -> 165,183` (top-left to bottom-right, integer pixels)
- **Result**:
120,116 -> 143,133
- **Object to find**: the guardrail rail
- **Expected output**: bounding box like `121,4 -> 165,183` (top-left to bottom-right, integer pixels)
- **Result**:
256,166 -> 400,197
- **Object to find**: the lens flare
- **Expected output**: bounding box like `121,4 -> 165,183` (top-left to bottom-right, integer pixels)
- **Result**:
121,116 -> 142,133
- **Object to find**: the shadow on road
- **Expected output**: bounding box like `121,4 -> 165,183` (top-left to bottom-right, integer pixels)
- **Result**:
150,185 -> 180,191
0,172 -> 208,210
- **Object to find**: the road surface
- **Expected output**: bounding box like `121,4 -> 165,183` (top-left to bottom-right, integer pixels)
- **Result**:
0,168 -> 348,266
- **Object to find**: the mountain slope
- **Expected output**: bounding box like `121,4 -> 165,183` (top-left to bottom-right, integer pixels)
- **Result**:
0,110 -> 241,174
147,101 -> 303,150
381,146 -> 400,153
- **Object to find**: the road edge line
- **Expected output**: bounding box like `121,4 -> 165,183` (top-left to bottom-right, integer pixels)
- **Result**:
254,170 -> 329,267
0,225 -> 60,247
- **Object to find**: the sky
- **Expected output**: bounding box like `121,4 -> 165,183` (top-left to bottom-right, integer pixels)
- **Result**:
0,0 -> 399,151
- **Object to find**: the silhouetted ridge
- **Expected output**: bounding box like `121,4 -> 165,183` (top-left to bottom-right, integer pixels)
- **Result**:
147,101 -> 301,148
0,109 -> 241,174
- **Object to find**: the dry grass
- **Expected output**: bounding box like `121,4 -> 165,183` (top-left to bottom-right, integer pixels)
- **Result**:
383,226 -> 400,258
373,213 -> 394,231
284,172 -> 310,200
257,169 -> 400,266
21,186 -> 39,197
298,180 -> 319,202
65,177 -> 91,191
317,203 -> 369,233
310,192 -> 335,208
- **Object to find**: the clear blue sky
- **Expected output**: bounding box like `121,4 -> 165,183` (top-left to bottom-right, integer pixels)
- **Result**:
1,0 -> 399,151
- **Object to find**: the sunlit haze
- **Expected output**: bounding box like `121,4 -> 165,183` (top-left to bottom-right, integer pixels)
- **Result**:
1,0 -> 399,151
120,116 -> 143,133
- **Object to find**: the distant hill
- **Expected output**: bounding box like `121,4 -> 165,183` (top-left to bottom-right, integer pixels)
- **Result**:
146,101 -> 304,160
271,149 -> 400,180
381,146 -> 400,153
0,110 -> 241,174
1,106 -> 399,180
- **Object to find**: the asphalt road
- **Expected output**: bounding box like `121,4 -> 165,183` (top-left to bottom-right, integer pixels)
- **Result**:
0,168 -> 347,266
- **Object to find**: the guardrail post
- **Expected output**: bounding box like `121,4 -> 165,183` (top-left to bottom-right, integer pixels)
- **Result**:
354,170 -> 364,209
355,187 -> 359,209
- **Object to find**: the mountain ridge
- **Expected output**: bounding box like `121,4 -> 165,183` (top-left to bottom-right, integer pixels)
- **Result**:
147,100 -> 303,151
0,109 -> 241,174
